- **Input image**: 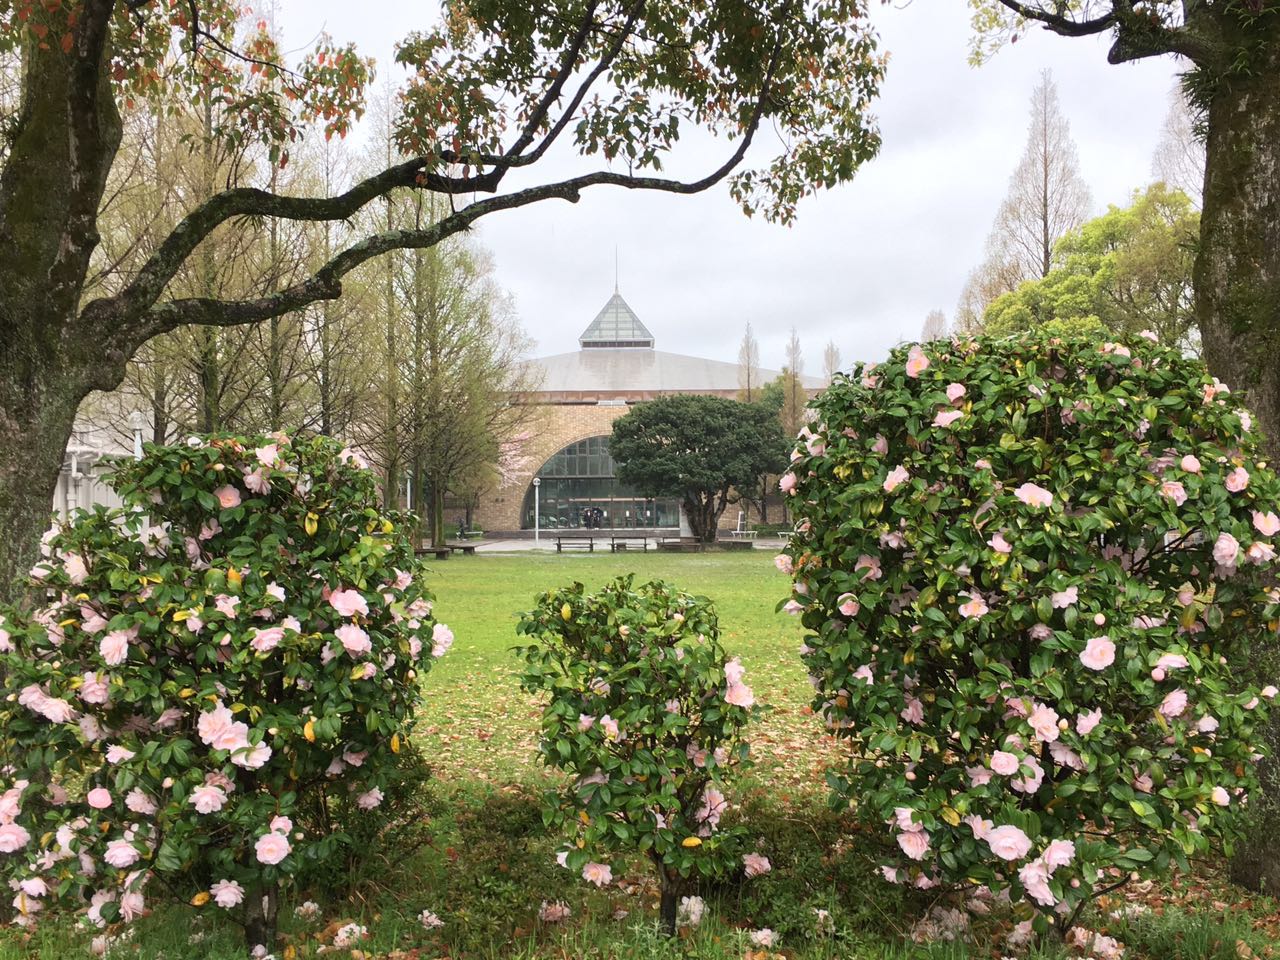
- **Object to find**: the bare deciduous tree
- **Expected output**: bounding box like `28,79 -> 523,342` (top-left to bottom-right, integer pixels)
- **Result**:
1152,85 -> 1206,207
992,70 -> 1091,281
822,340 -> 841,384
921,309 -> 948,341
737,323 -> 762,401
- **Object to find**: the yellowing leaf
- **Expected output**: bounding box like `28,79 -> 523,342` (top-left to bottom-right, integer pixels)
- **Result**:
303,720 -> 316,744
390,732 -> 400,754
681,837 -> 702,848
178,688 -> 195,699
304,512 -> 319,536
941,806 -> 961,826
191,891 -> 211,907
226,568 -> 242,588
561,603 -> 572,621
578,811 -> 591,825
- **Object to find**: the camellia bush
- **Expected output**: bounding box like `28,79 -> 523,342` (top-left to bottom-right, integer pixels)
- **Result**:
516,576 -> 761,935
0,434 -> 450,948
776,333 -> 1278,938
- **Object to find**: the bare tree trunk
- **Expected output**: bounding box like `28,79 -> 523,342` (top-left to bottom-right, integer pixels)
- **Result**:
1194,31 -> 1280,893
242,882 -> 279,951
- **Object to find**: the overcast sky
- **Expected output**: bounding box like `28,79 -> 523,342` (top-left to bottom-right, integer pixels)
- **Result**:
278,2 -> 1182,374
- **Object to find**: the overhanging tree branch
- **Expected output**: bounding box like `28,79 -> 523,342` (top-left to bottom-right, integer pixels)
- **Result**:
95,23 -> 783,354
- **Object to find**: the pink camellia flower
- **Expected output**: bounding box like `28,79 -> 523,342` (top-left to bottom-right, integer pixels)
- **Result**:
250,627 -> 285,653
988,532 -> 1012,554
1263,685 -> 1279,699
1248,541 -> 1276,564
539,901 -> 571,924
214,594 -> 240,619
985,824 -> 1032,861
64,553 -> 88,584
900,697 -> 924,725
189,785 -> 228,814
232,741 -> 272,770
255,444 -> 279,467
1213,532 -> 1240,568
933,409 -> 964,428
336,624 -> 372,657
778,473 -> 797,495
1051,586 -> 1078,609
883,465 -> 910,493
329,588 -> 369,618
582,862 -> 613,887
0,823 -> 30,853
964,815 -> 992,839
1049,741 -> 1084,770
872,434 -> 888,455
242,468 -> 271,495
905,345 -> 930,378
1034,842 -> 1072,877
599,715 -> 620,740
255,831 -> 291,865
1160,688 -> 1188,718
1180,454 -> 1202,474
946,382 -> 966,403
725,658 -> 746,684
99,630 -> 130,666
1079,636 -> 1116,671
1198,715 -> 1220,733
748,929 -> 778,948
1225,466 -> 1250,492
1160,479 -> 1188,505
356,788 -> 384,811
105,744 -> 135,764
855,554 -> 882,580
1013,483 -> 1053,508
431,623 -> 454,657
743,852 -> 772,877
966,765 -> 993,787
103,839 -> 139,869
125,789 -> 157,817
87,788 -> 112,810
1254,511 -> 1280,537
725,682 -> 755,708
213,485 -> 242,509
990,751 -> 1020,776
1156,653 -> 1189,671
853,664 -> 874,684
773,554 -> 793,575
1029,623 -> 1053,641
837,593 -> 860,617
1019,859 -> 1056,907
897,830 -> 930,860
270,815 -> 292,834
1028,703 -> 1061,742
79,672 -> 110,705
958,595 -> 988,619
211,879 -> 245,909
1211,786 -> 1231,807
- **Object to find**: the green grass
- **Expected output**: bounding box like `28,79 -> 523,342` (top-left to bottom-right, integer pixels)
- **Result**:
2,551 -> 1275,960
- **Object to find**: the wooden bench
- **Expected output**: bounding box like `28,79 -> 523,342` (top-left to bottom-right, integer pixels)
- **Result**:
609,536 -> 649,553
716,538 -> 755,551
444,542 -> 477,556
656,537 -> 705,553
555,536 -> 595,553
414,546 -> 451,561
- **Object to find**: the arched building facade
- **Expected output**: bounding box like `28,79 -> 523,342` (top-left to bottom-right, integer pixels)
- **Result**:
471,290 -> 824,535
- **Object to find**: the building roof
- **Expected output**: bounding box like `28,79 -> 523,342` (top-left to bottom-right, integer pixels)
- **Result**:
578,292 -> 654,348
527,347 -> 823,395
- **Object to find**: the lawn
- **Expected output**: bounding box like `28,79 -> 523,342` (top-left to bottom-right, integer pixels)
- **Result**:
3,550 -> 1276,960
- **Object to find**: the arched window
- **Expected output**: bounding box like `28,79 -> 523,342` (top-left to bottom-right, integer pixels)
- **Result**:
521,436 -> 680,530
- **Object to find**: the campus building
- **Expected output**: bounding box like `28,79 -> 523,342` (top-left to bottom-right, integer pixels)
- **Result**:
471,289 -> 824,535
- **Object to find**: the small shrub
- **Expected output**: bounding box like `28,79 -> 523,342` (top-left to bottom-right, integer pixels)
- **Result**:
0,434 -> 449,948
778,334 -> 1277,936
516,576 -> 760,934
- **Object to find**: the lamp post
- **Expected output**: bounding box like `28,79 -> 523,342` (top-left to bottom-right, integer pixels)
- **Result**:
532,477 -> 541,546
